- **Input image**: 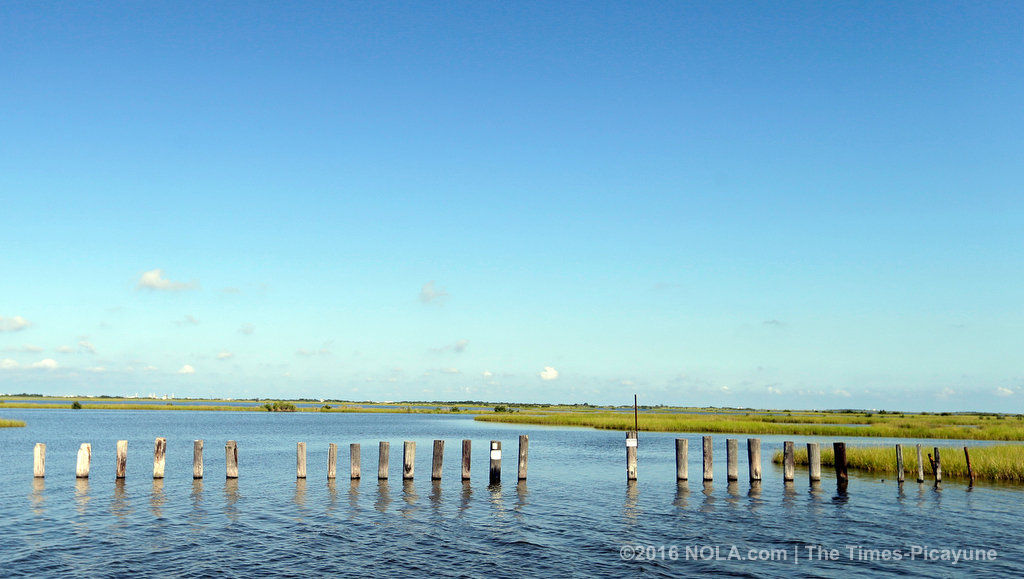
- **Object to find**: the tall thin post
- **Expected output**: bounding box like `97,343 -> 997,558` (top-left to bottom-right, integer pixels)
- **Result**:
626,431 -> 638,480
153,437 -> 166,479
964,447 -> 974,486
350,443 -> 361,479
675,438 -> 688,481
327,443 -> 338,479
33,443 -> 46,478
702,436 -> 713,481
517,435 -> 529,480
807,442 -> 821,482
431,440 -> 444,480
193,440 -> 204,479
76,443 -> 92,479
933,447 -> 942,484
747,438 -> 761,482
296,442 -> 307,479
461,439 -> 471,480
116,440 -> 128,479
225,440 -> 238,479
895,444 -> 904,484
403,441 -> 415,480
489,440 -> 502,484
916,444 -> 925,483
782,441 -> 795,482
834,442 -> 848,488
633,394 -> 638,435
378,442 -> 389,480
726,438 -> 738,482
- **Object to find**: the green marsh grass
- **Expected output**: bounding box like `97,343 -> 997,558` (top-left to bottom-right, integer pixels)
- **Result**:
0,418 -> 25,427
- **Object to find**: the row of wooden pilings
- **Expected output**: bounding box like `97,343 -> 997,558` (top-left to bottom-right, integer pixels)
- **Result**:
30,436 -> 529,483
626,434 -> 972,486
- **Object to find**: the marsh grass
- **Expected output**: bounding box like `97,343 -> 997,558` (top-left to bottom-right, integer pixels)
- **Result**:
0,418 -> 25,427
771,444 -> 1024,482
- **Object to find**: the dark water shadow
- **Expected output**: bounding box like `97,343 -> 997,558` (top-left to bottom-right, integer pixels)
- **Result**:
189,479 -> 205,531
514,481 -> 528,522
700,481 -> 714,513
326,479 -> 338,516
151,478 -> 166,518
112,479 -> 130,524
375,480 -> 391,513
30,477 -> 45,516
489,481 -> 506,520
458,481 -> 472,517
726,482 -> 741,507
747,481 -> 763,513
429,480 -> 442,514
293,479 -> 307,520
782,481 -> 797,510
673,480 -> 689,510
401,480 -> 418,517
224,478 -> 240,523
624,480 -> 640,525
346,479 -> 359,519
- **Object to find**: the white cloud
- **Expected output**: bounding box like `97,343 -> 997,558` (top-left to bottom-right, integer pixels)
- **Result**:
238,323 -> 255,335
137,269 -> 198,291
766,385 -> 782,395
833,389 -> 852,398
539,366 -> 559,381
178,364 -> 195,375
0,358 -> 19,370
78,339 -> 96,354
995,387 -> 1015,397
440,367 -> 461,374
419,281 -> 449,305
31,358 -> 58,370
3,344 -> 43,353
217,351 -> 234,360
55,345 -> 75,353
143,365 -> 158,372
720,385 -> 731,393
936,387 -> 955,399
87,366 -> 106,373
482,370 -> 493,378
0,316 -> 31,332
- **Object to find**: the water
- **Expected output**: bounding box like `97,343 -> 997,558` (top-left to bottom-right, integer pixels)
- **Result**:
0,409 -> 1019,577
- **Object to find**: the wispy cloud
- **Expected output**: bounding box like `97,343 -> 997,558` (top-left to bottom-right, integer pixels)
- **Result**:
762,319 -> 787,328
419,281 -> 449,305
55,345 -> 75,353
238,323 -> 255,335
0,316 -> 31,332
539,366 -> 559,381
222,287 -> 241,294
296,342 -> 332,357
833,389 -> 852,398
0,358 -> 18,370
137,269 -> 199,291
936,387 -> 956,399
995,387 -> 1015,397
78,339 -> 96,354
440,367 -> 461,374
217,351 -> 234,360
174,315 -> 200,326
3,344 -> 43,353
432,339 -> 469,354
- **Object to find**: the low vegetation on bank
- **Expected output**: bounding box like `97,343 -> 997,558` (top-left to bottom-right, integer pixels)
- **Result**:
771,444 -> 1024,483
0,418 -> 25,427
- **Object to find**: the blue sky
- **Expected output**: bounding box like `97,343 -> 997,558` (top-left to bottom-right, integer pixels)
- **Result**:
1,1 -> 1022,410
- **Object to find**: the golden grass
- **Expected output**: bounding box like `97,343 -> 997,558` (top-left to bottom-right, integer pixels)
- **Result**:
771,444 -> 1024,482
0,418 -> 25,427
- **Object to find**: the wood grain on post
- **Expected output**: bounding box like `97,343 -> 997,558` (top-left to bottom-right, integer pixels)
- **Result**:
626,431 -> 638,481
153,437 -> 167,479
296,442 -> 307,479
895,444 -> 904,483
403,441 -> 415,480
726,438 -> 738,482
807,442 -> 821,482
116,440 -> 128,479
782,441 -> 795,482
193,440 -> 204,479
747,438 -> 761,482
933,447 -> 942,483
461,439 -> 471,480
76,443 -> 92,479
489,440 -> 502,484
225,440 -> 238,479
702,436 -> 713,481
349,443 -> 360,479
964,447 -> 974,485
518,435 -> 529,480
915,444 -> 925,483
378,442 -> 389,480
33,443 -> 45,478
675,438 -> 688,481
431,440 -> 444,480
834,442 -> 848,487
327,443 -> 337,479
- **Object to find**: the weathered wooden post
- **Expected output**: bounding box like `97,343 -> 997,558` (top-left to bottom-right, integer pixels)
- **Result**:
834,442 -> 848,488
431,440 -> 444,480
702,436 -> 713,481
297,442 -> 307,479
517,435 -> 529,480
33,443 -> 46,478
403,441 -> 415,480
782,441 -> 795,482
895,444 -> 904,484
461,439 -> 471,480
915,444 -> 925,483
116,440 -> 128,479
327,443 -> 338,479
964,446 -> 975,486
747,438 -> 761,482
225,440 -> 238,479
626,431 -> 638,480
193,440 -> 203,479
349,443 -> 360,479
933,447 -> 942,484
675,438 -> 688,481
807,442 -> 821,482
76,443 -> 92,478
153,437 -> 166,479
489,440 -> 502,484
726,439 -> 738,482
378,442 -> 389,480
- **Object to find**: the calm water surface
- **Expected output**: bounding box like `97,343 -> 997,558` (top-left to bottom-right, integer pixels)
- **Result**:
0,409 -> 1019,577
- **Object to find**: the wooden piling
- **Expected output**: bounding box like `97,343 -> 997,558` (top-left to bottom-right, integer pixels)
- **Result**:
518,435 -> 529,480
350,443 -> 361,479
489,440 -> 502,484
403,441 -> 415,480
33,443 -> 45,478
964,447 -> 974,486
116,440 -> 128,479
225,440 -> 238,479
895,444 -> 904,484
933,447 -> 942,483
807,442 -> 821,482
378,442 -> 389,480
193,440 -> 203,479
153,437 -> 166,479
747,438 -> 761,482
297,442 -> 307,479
915,444 -> 925,483
833,442 -> 848,486
726,438 -> 738,482
782,441 -> 795,482
76,443 -> 92,479
675,438 -> 688,481
328,443 -> 338,479
626,431 -> 638,480
432,440 -> 444,480
702,436 -> 712,481
461,439 -> 471,480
